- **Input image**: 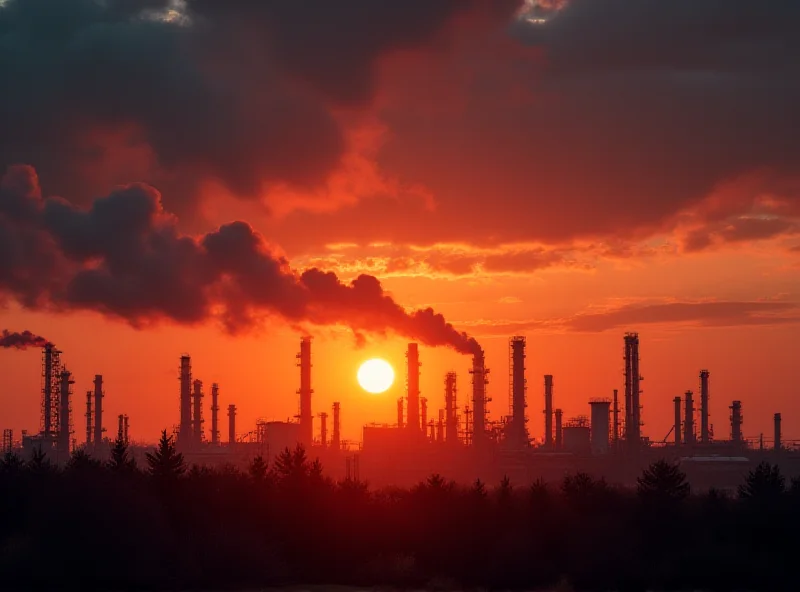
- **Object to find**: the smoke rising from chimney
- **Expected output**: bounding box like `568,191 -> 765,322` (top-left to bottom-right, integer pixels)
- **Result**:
0,166 -> 480,354
0,330 -> 50,349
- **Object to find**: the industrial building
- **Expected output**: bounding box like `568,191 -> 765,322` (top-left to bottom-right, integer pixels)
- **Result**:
2,331 -> 799,491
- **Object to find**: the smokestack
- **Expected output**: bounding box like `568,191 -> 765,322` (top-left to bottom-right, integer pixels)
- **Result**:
179,356 -> 192,445
509,336 -> 527,448
684,390 -> 695,445
332,402 -> 341,451
297,337 -> 313,446
406,343 -> 421,432
59,369 -> 72,456
396,398 -> 404,429
624,333 -> 642,449
544,375 -> 554,448
227,404 -> 236,445
612,388 -> 619,447
117,414 -> 124,442
436,409 -> 444,443
470,350 -> 489,448
320,412 -> 328,448
700,370 -> 710,443
445,371 -> 458,443
555,408 -> 563,450
93,375 -> 104,445
673,396 -> 682,446
210,383 -> 220,445
85,391 -> 92,446
192,379 -> 204,445
730,401 -> 743,444
123,415 -> 129,444
774,413 -> 782,452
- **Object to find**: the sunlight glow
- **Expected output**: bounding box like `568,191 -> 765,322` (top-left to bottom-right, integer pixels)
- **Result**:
357,358 -> 395,394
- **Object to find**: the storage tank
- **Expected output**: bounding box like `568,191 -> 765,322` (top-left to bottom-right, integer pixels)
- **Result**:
589,399 -> 611,455
562,417 -> 591,454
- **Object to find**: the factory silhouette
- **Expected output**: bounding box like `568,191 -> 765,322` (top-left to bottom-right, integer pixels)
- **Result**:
4,331 -> 795,490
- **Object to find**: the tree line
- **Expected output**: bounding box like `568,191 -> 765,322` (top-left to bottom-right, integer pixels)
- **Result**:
1,430 -> 798,590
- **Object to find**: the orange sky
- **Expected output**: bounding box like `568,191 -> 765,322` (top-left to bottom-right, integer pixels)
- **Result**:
1,0 -> 799,444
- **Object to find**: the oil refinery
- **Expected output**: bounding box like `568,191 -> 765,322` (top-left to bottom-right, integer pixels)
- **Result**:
2,332 -> 798,491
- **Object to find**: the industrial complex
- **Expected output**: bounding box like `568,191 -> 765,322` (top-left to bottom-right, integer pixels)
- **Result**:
2,332 -> 797,490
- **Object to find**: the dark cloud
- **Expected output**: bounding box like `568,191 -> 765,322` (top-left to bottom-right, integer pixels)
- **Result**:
566,301 -> 800,333
0,0 -> 484,215
0,165 -> 479,354
267,0 -> 800,251
0,329 -> 50,349
683,217 -> 799,252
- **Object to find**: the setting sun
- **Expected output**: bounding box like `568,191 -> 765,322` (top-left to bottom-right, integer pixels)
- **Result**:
357,358 -> 395,394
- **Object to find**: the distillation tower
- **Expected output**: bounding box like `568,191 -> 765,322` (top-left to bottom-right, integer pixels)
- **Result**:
445,371 -> 458,443
470,350 -> 490,448
406,343 -> 421,433
508,336 -> 528,448
623,333 -> 642,449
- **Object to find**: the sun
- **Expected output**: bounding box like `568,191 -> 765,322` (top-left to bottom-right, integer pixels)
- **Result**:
357,358 -> 395,394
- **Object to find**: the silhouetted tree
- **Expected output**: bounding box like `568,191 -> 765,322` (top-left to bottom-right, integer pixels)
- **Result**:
26,445 -> 54,475
107,435 -> 137,473
738,461 -> 785,502
0,451 -> 24,475
470,478 -> 487,499
248,455 -> 269,482
66,448 -> 102,472
145,430 -> 185,481
637,459 -> 690,503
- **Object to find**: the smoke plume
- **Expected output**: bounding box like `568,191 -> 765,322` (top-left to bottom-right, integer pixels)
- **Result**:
0,330 -> 50,349
0,165 -> 480,354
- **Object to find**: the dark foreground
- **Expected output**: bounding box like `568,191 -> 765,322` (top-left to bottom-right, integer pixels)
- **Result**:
1,434 -> 798,591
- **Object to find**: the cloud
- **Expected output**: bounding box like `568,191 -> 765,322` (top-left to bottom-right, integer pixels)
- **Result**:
566,300 -> 800,332
266,0 -> 800,252
298,242 -> 593,279
456,299 -> 800,336
0,0 -> 484,219
0,165 -> 480,354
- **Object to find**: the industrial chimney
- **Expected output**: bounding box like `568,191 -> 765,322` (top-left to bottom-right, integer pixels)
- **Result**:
699,370 -> 710,443
774,413 -> 782,452
406,343 -> 421,432
85,391 -> 92,446
554,408 -> 563,450
470,350 -> 489,447
297,337 -> 313,446
93,375 -> 104,445
623,333 -> 642,449
192,379 -> 204,445
509,336 -> 528,448
730,401 -> 743,444
332,402 -> 341,451
58,370 -> 73,456
544,375 -> 554,448
684,390 -> 695,445
320,412 -> 328,448
179,356 -> 192,445
420,397 -> 428,432
227,404 -> 236,446
210,383 -> 220,445
673,396 -> 682,445
445,372 -> 458,443
396,398 -> 404,429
